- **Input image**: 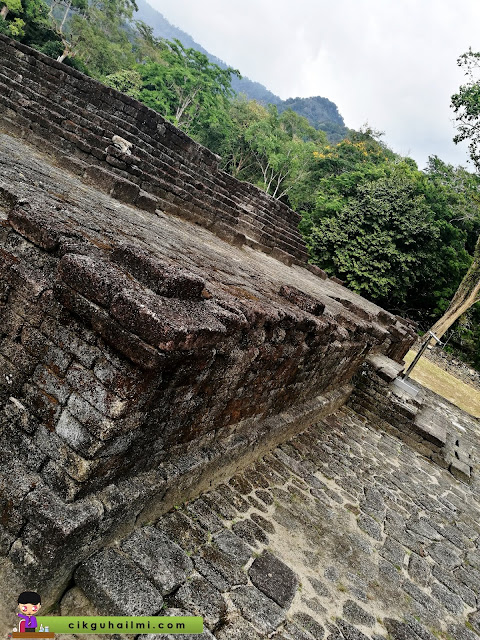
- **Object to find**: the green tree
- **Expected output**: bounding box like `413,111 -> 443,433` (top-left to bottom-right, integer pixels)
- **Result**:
301,127 -> 396,216
424,52 -> 480,344
451,48 -> 480,170
0,0 -> 60,49
301,167 -> 440,304
104,68 -> 142,98
0,0 -> 22,20
243,105 -> 326,200
0,0 -> 25,37
137,39 -> 240,138
46,0 -> 137,74
201,95 -> 269,180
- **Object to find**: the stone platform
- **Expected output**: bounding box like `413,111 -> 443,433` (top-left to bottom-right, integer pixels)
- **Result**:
0,129 -> 414,633
2,33 -> 471,640
59,404 -> 480,640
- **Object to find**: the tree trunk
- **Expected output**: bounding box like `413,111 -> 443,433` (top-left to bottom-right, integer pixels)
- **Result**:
57,46 -> 70,62
429,235 -> 480,341
59,0 -> 71,33
0,5 -> 9,18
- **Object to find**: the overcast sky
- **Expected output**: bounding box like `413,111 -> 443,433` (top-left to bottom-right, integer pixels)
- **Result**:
147,0 -> 480,171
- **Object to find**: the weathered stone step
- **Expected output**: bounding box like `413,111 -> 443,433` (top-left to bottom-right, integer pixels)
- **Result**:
413,407 -> 447,448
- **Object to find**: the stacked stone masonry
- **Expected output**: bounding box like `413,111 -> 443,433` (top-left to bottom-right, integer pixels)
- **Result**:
348,354 -> 478,484
0,33 -> 309,265
1,35 -> 478,640
0,122 -> 415,632
63,406 -> 480,640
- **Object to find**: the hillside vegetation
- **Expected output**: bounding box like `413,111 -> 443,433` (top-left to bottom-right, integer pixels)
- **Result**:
1,0 -> 480,368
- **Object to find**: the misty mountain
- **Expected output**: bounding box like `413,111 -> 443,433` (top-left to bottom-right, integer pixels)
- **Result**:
135,0 -> 347,141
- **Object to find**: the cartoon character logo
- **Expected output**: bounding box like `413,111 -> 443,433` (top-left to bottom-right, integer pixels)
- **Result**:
17,592 -> 42,633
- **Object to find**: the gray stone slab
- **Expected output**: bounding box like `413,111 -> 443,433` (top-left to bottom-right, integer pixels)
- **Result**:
357,513 -> 383,541
248,550 -> 298,608
431,581 -> 464,614
75,548 -> 163,616
230,585 -> 285,635
213,529 -> 252,566
214,616 -> 263,640
342,599 -> 376,627
171,575 -> 226,628
412,406 -> 447,446
121,526 -> 193,595
290,612 -> 325,639
450,458 -> 471,483
336,618 -> 370,640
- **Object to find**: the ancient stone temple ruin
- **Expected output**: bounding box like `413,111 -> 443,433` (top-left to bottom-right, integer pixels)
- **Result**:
0,33 -> 479,640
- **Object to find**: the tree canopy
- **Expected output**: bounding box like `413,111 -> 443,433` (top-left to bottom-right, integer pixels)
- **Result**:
137,39 -> 240,137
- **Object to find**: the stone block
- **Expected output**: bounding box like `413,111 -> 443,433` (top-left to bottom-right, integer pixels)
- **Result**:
110,287 -> 227,351
93,356 -> 149,401
66,392 -> 138,441
157,511 -> 208,554
121,526 -> 193,595
22,382 -> 61,429
32,364 -> 71,404
112,243 -> 206,300
449,458 -> 471,483
110,177 -> 140,204
33,424 -> 96,482
194,544 -> 248,590
58,253 -> 129,308
171,575 -> 226,629
214,617 -> 263,640
55,409 -> 102,458
279,285 -> 325,317
54,282 -> 164,369
305,264 -> 327,279
8,203 -> 62,250
230,585 -> 285,635
431,581 -> 464,614
21,325 -> 72,375
135,190 -> 159,213
65,363 -> 129,419
75,548 -> 163,616
83,165 -> 117,191
248,551 -> 298,608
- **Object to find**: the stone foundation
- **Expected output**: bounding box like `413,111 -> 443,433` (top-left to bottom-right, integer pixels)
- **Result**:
0,35 -> 428,638
348,354 -> 478,485
0,130 -> 417,633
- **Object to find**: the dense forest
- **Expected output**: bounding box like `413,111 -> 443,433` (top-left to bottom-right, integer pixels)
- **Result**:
2,0 -> 480,367
133,0 -> 348,141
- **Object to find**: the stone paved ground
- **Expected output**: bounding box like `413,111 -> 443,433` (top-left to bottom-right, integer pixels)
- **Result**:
65,406 -> 480,640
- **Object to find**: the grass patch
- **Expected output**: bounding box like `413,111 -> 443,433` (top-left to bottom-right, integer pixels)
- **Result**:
403,350 -> 480,418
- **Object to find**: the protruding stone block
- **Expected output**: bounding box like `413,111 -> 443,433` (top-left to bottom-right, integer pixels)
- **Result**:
121,527 -> 193,595
75,548 -> 164,616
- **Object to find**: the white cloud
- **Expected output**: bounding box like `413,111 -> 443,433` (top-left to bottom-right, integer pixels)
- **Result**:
147,0 -> 480,168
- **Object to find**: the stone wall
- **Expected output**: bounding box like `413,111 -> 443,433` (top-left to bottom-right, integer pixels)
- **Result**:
0,39 -> 419,633
0,33 -> 308,266
60,405 -> 480,640
0,127 -> 417,630
348,354 -> 478,485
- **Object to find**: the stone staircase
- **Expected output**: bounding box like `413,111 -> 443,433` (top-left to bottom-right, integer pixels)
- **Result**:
348,354 -> 477,485
0,35 -> 310,265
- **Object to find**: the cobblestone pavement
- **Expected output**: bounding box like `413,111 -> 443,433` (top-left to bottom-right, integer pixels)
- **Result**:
66,406 -> 480,640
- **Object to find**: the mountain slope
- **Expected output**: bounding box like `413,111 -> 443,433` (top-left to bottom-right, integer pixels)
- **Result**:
134,0 -> 347,139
